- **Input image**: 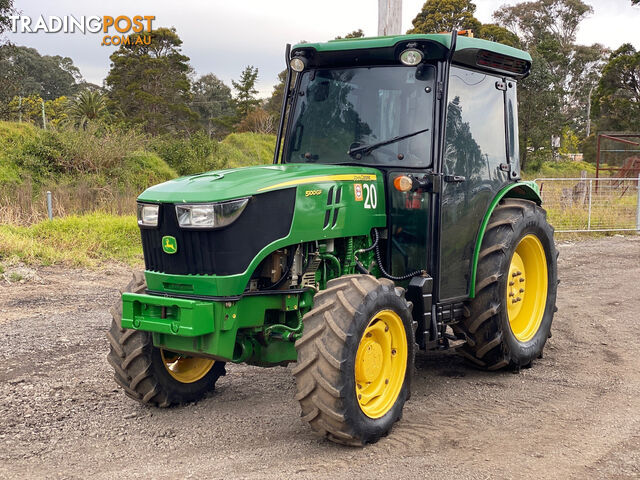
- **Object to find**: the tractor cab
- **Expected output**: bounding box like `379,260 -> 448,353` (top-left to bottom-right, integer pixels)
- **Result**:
280,33 -> 533,302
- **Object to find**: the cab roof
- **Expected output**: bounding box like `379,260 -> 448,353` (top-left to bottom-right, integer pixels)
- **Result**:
292,33 -> 532,79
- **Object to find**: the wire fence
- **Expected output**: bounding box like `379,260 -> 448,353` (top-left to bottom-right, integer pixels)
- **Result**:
534,176 -> 640,233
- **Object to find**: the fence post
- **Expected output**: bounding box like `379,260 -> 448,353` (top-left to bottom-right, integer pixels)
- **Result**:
587,179 -> 593,230
636,174 -> 640,233
46,191 -> 53,220
41,99 -> 47,130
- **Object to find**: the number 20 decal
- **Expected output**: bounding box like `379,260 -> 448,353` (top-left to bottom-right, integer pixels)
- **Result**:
363,184 -> 377,209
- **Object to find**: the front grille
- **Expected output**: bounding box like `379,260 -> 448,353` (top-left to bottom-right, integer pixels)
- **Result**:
140,188 -> 296,276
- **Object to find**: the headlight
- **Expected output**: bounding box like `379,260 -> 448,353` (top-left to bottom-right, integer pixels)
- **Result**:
175,198 -> 250,229
290,57 -> 306,72
137,203 -> 159,227
400,48 -> 423,66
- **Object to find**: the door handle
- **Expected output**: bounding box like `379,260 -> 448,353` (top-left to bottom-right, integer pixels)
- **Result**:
444,175 -> 466,183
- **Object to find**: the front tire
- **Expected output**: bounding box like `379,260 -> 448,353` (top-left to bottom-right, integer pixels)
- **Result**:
458,199 -> 558,370
293,275 -> 415,446
107,272 -> 226,406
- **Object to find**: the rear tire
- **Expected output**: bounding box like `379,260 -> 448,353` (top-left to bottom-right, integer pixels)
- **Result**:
293,275 -> 415,446
107,272 -> 226,406
458,199 -> 558,370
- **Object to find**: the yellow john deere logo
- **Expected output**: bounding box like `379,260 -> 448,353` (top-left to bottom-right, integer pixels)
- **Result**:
162,236 -> 177,254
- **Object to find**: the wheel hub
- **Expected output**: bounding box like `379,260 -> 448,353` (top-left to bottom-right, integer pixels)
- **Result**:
354,310 -> 407,419
506,235 -> 548,343
160,350 -> 216,384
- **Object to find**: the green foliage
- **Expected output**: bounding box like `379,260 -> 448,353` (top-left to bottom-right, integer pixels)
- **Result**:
150,130 -> 222,175
559,127 -> 580,154
591,44 -> 640,133
232,65 -> 260,119
492,0 -> 607,167
114,151 -> 177,192
523,157 -> 596,178
0,0 -> 15,36
219,132 -> 275,168
476,23 -> 520,48
0,44 -> 81,115
335,29 -> 365,39
0,213 -> 142,267
7,94 -> 69,127
493,0 -> 593,49
105,27 -> 198,135
66,90 -> 111,129
191,73 -> 235,138
409,0 -> 481,34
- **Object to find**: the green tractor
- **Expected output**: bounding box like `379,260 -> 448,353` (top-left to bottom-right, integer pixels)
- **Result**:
108,31 -> 558,445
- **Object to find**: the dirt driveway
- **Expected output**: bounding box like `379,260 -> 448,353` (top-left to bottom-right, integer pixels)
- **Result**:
1,235 -> 639,479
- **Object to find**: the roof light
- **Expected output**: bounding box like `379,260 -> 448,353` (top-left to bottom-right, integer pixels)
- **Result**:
290,57 -> 306,72
400,48 -> 423,66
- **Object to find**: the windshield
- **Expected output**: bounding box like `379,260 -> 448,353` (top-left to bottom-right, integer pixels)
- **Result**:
284,65 -> 435,168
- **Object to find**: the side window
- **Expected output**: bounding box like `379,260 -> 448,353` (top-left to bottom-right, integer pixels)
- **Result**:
444,67 -> 507,180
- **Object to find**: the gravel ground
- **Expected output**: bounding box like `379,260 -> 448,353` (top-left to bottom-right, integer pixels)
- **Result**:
0,235 -> 639,479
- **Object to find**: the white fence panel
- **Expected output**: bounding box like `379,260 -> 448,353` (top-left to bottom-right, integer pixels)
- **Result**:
534,176 -> 640,233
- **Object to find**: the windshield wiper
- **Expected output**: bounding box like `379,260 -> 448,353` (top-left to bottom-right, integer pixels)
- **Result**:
347,128 -> 430,158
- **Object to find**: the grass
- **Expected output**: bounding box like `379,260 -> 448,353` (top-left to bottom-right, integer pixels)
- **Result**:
0,212 -> 142,267
0,121 -> 276,225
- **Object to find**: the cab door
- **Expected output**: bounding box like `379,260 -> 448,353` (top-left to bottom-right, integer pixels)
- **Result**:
438,66 -> 510,301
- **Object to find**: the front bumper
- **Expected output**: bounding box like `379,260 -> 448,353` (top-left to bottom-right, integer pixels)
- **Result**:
121,290 -> 304,363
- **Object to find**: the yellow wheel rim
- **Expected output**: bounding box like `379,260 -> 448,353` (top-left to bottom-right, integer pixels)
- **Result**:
507,234 -> 548,343
355,309 -> 407,419
160,349 -> 215,384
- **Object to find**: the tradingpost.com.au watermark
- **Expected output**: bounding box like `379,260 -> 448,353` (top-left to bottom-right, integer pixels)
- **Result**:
8,15 -> 156,46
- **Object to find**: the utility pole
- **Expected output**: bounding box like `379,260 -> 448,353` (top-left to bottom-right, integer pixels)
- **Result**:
586,84 -> 594,137
41,99 -> 47,130
378,0 -> 402,36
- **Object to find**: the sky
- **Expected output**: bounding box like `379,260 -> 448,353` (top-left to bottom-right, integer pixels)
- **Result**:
5,0 -> 640,98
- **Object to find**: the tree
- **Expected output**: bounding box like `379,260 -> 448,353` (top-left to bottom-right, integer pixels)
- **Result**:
493,0 -> 593,50
105,27 -> 198,135
0,45 -> 81,101
409,0 -> 481,34
0,0 -> 15,40
191,73 -> 235,138
492,0 -> 605,166
232,65 -> 259,119
591,44 -> 640,132
476,23 -> 520,48
236,108 -> 275,134
335,29 -> 365,39
8,94 -> 68,127
66,90 -> 111,129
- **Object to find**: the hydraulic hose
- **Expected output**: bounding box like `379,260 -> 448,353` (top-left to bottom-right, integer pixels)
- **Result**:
371,228 -> 426,281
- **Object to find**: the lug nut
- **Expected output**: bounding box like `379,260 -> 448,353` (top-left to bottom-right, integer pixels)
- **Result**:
391,349 -> 397,355
519,288 -> 525,293
509,281 -> 515,286
385,379 -> 389,385
509,292 -> 514,297
358,394 -> 362,400
520,278 -> 525,282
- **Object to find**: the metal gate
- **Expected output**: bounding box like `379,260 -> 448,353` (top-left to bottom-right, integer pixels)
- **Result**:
534,176 -> 640,233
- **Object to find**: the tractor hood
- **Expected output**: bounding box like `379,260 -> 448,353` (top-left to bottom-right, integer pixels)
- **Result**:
137,163 -> 381,204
